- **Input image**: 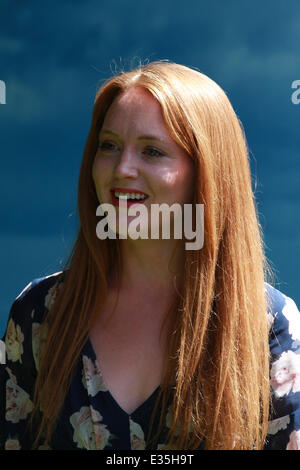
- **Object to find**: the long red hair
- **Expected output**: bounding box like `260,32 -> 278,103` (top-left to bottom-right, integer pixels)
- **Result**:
31,60 -> 274,449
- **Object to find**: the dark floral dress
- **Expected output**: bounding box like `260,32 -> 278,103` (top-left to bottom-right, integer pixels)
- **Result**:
1,271 -> 300,450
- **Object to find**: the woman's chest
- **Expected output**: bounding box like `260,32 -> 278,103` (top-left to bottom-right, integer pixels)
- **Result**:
89,306 -> 168,415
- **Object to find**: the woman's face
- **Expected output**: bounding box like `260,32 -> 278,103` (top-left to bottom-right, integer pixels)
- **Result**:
92,86 -> 195,237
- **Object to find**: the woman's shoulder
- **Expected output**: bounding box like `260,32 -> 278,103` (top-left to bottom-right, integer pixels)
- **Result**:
265,281 -> 299,317
5,270 -> 66,332
1,271 -> 66,381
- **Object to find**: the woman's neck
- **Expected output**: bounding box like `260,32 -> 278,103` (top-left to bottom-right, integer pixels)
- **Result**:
113,237 -> 185,294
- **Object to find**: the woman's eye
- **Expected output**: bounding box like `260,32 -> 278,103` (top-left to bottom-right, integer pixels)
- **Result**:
143,147 -> 165,158
98,141 -> 117,152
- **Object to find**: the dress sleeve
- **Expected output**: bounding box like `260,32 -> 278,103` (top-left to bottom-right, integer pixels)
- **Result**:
0,286 -> 37,450
265,287 -> 300,450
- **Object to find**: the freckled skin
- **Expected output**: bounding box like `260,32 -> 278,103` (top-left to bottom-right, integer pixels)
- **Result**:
92,86 -> 195,233
90,88 -> 195,392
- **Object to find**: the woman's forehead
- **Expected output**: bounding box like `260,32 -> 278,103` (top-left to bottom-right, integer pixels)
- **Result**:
101,87 -> 170,139
107,87 -> 161,117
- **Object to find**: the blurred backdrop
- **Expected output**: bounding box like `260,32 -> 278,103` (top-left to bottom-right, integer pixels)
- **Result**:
1,0 -> 299,336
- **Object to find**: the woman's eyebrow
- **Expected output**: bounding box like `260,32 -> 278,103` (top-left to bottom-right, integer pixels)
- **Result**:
99,129 -> 119,138
138,135 -> 168,144
100,129 -> 168,145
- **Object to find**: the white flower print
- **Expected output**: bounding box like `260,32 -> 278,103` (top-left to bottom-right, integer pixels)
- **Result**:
6,318 -> 24,363
32,322 -> 48,371
5,438 -> 21,450
44,281 -> 64,311
286,430 -> 300,450
5,371 -> 34,423
69,406 -> 111,450
129,418 -> 146,450
282,296 -> 300,341
267,415 -> 290,435
82,355 -> 108,396
6,366 -> 17,383
270,350 -> 300,397
292,339 -> 300,350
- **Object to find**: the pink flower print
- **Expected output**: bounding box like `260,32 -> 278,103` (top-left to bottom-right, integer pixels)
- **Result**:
5,439 -> 21,450
6,319 -> 24,363
286,430 -> 300,450
129,419 -> 146,450
267,415 -> 290,435
94,423 -> 111,449
44,281 -> 64,311
6,378 -> 34,423
270,350 -> 300,397
69,406 -> 111,450
82,355 -> 108,396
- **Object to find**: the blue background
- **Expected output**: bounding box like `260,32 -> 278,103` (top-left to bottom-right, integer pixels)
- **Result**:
1,0 -> 299,336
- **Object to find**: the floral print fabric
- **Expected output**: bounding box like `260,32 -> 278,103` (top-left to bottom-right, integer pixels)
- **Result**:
0,271 -> 300,450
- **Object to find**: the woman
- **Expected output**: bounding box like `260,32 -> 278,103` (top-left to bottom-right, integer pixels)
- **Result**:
1,60 -> 300,450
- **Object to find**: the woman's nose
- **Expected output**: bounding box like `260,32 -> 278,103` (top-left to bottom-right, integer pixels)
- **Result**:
113,148 -> 139,179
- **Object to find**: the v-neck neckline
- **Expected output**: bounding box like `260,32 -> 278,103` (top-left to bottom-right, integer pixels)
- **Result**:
84,337 -> 161,417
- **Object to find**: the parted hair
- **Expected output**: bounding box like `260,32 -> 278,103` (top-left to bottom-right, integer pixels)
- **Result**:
30,60 -> 274,449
